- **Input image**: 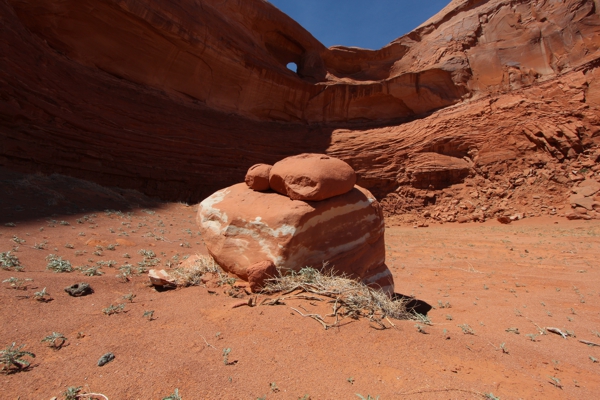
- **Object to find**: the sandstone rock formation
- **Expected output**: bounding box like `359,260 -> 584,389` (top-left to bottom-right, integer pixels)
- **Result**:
245,164 -> 272,191
148,269 -> 177,287
247,261 -> 278,293
269,153 -> 356,201
1,0 -> 600,222
197,183 -> 393,294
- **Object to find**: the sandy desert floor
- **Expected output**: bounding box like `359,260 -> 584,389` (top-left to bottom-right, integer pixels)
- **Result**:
1,169 -> 599,399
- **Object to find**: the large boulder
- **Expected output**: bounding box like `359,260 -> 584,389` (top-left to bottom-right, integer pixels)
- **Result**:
269,153 -> 356,201
197,183 -> 393,294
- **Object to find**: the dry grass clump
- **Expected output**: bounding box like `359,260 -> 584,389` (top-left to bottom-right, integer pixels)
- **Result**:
263,266 -> 411,328
171,258 -> 412,329
171,255 -> 227,287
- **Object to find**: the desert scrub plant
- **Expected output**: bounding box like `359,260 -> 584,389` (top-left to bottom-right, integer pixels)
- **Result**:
77,265 -> 104,276
270,382 -> 280,393
222,348 -> 232,365
96,260 -> 117,268
33,241 -> 48,250
458,324 -> 475,335
137,252 -> 160,271
0,342 -> 35,373
46,254 -> 72,273
12,235 -> 25,244
0,251 -> 23,271
437,300 -> 451,309
548,376 -> 563,389
165,254 -> 181,268
162,388 -> 181,400
122,292 -> 136,303
116,264 -> 133,282
356,395 -> 379,400
143,310 -> 155,321
139,249 -> 156,259
41,332 -> 67,349
262,266 -> 411,329
102,303 -> 125,315
2,277 -> 32,290
33,287 -> 51,302
171,255 -> 221,286
217,273 -> 237,287
63,386 -> 82,400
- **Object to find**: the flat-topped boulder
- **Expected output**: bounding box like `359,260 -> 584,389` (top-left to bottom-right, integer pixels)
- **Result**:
269,153 -> 356,201
197,182 -> 393,294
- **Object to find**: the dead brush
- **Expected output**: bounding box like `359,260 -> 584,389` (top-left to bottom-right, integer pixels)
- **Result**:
262,266 -> 412,329
171,254 -> 223,287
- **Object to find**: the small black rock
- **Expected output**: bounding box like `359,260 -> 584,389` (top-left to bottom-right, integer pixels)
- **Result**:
64,282 -> 93,297
97,352 -> 115,367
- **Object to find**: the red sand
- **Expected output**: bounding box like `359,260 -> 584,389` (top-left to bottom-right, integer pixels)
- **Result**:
1,193 -> 599,399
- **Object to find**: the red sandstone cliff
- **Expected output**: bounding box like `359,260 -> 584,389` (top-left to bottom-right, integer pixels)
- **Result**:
1,0 -> 600,220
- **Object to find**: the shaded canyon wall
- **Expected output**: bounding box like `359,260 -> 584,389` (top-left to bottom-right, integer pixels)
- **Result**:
1,0 -> 600,219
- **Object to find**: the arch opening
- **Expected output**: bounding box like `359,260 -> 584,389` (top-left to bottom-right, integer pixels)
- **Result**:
286,62 -> 298,73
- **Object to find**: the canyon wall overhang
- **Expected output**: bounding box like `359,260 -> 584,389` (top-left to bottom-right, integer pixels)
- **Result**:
2,0 -> 600,203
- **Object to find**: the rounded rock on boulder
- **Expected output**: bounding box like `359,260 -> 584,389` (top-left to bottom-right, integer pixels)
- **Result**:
245,163 -> 272,191
269,153 -> 356,201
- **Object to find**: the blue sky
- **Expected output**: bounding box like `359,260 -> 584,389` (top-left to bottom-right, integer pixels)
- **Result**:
268,0 -> 450,50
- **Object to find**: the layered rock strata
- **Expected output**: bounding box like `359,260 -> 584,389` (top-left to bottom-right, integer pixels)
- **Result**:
197,183 -> 393,294
1,0 -> 600,219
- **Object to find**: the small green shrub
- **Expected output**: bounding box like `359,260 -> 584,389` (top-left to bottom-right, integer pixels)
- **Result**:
222,348 -> 232,365
46,254 -> 72,273
103,304 -> 125,315
0,251 -> 23,271
63,386 -> 82,400
33,241 -> 48,250
143,310 -> 155,321
0,342 -> 35,373
78,265 -> 104,276
41,332 -> 67,349
458,324 -> 475,335
33,287 -> 51,302
122,292 -> 136,303
162,388 -> 181,400
2,277 -> 32,290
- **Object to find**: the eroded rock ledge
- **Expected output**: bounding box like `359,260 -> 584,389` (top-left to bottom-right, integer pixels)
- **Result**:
1,0 -> 600,220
